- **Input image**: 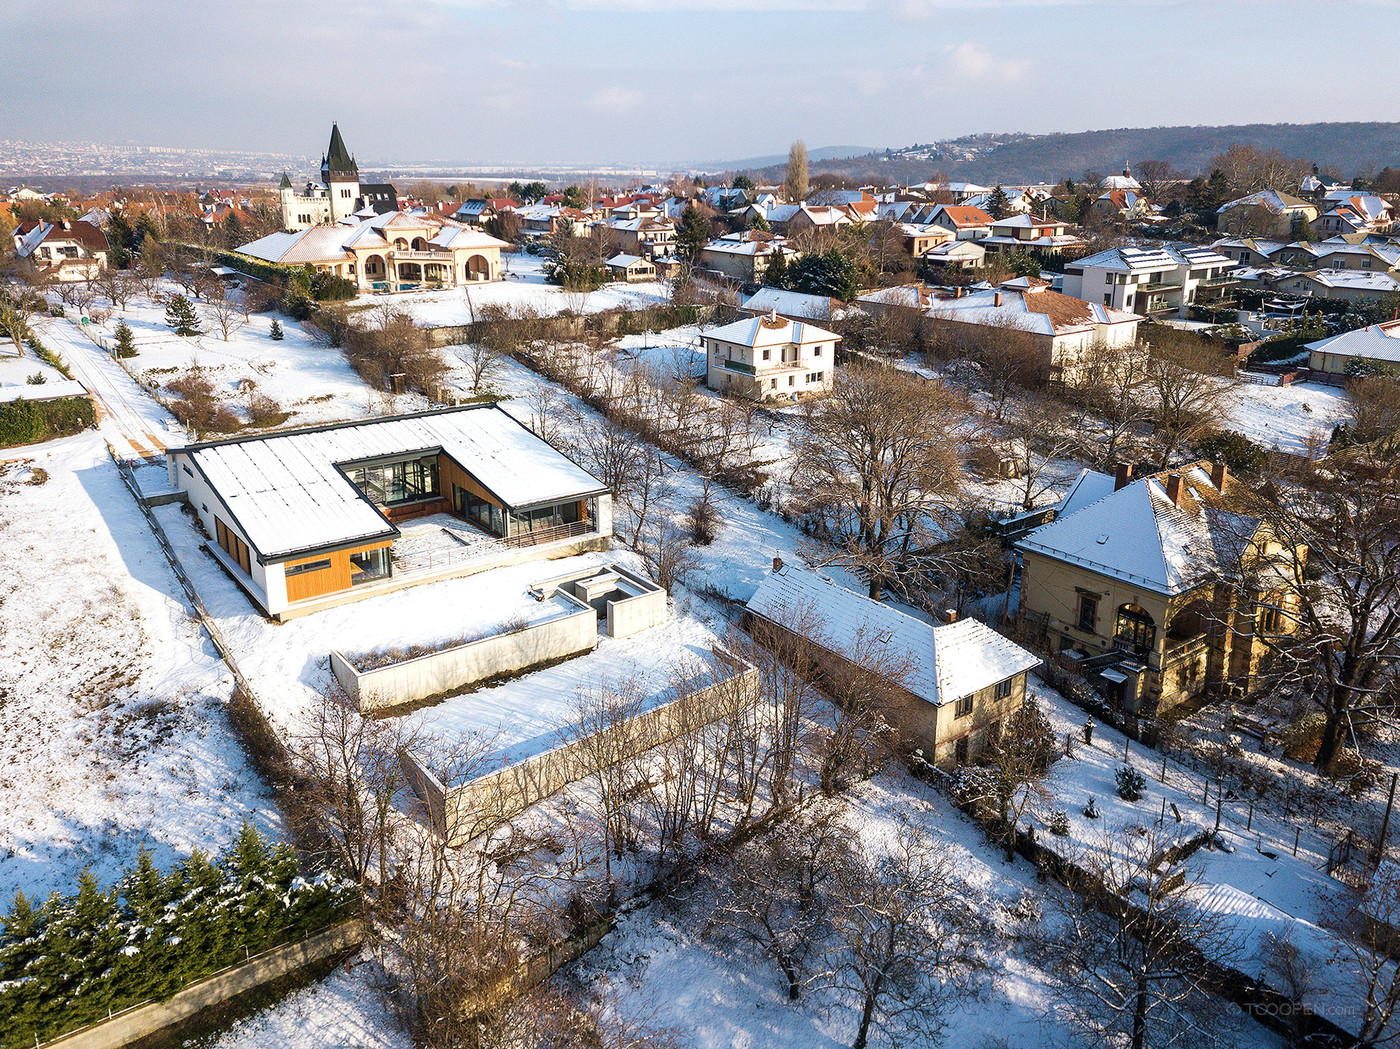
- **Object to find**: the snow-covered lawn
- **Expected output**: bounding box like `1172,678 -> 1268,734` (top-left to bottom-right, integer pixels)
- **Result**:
1226,379 -> 1349,457
0,433 -> 278,903
575,757 -> 1286,1049
82,289 -> 421,430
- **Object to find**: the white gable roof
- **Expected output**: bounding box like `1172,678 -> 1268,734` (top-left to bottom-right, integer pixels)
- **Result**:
1307,320 -> 1400,364
745,566 -> 1038,707
704,314 -> 839,348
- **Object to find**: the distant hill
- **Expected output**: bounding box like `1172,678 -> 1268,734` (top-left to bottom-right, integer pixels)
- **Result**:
703,145 -> 880,171
723,123 -> 1400,186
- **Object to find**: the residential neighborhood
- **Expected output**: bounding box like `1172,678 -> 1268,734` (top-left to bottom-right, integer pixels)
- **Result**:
5,5 -> 1400,1049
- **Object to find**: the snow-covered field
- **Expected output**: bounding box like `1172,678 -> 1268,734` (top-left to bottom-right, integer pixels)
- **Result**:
78,289 -> 423,430
1226,379 -> 1349,457
0,433 -> 278,903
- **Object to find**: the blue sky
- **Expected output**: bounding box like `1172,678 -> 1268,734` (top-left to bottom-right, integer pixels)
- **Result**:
3,0 -> 1398,166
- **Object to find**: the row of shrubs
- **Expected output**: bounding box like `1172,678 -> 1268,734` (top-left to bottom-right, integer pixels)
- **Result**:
0,822 -> 358,1047
0,395 -> 94,448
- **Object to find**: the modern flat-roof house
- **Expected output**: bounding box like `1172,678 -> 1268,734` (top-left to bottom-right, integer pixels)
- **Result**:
166,405 -> 612,619
703,312 -> 839,401
746,563 -> 1040,767
1060,243 -> 1238,319
1017,461 -> 1303,722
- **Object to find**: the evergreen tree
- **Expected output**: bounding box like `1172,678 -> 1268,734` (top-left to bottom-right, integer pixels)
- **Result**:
986,184 -> 1012,221
106,210 -> 136,269
746,212 -> 771,232
112,319 -> 137,358
269,318 -> 284,341
763,249 -> 790,289
220,211 -> 245,247
164,294 -> 202,337
732,174 -> 755,191
676,203 -> 712,263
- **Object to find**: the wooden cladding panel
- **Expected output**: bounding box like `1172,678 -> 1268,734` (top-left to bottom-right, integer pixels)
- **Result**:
215,517 -> 251,576
438,454 -> 500,510
283,541 -> 391,604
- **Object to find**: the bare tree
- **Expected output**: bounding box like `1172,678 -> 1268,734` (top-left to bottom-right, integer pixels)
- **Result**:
1001,392 -> 1082,511
976,692 -> 1057,860
1069,341 -> 1152,467
94,267 -> 141,312
637,521 -> 702,592
1218,450 -> 1400,774
201,282 -> 248,341
290,682 -> 420,894
824,820 -> 975,1049
713,802 -> 850,1000
461,338 -> 500,393
1144,341 -> 1233,468
794,363 -> 968,599
1050,823 -> 1245,1049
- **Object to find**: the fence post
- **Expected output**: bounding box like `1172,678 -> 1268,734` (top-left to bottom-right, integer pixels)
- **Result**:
1161,753 -> 1167,784
1214,787 -> 1223,838
1294,827 -> 1300,857
1247,800 -> 1253,832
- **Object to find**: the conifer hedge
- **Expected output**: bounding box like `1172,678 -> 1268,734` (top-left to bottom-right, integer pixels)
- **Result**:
0,823 -> 357,1046
0,395 -> 95,448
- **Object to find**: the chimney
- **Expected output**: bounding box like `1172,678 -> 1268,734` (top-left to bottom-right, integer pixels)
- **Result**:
942,608 -> 957,624
1165,474 -> 1183,505
1210,461 -> 1228,490
993,291 -> 1002,307
772,555 -> 784,573
1114,462 -> 1134,491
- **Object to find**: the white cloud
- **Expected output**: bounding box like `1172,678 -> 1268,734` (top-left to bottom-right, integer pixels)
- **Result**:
945,42 -> 1030,82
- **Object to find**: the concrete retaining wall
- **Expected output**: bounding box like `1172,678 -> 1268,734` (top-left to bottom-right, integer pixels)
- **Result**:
403,647 -> 761,844
331,592 -> 598,712
38,920 -> 363,1049
532,562 -> 667,638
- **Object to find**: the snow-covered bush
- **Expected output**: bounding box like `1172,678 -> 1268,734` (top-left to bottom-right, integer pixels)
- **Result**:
1115,765 -> 1146,801
0,821 -> 357,1045
1047,809 -> 1070,836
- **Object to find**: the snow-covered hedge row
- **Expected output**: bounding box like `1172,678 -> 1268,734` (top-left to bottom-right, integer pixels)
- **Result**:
0,822 -> 358,1047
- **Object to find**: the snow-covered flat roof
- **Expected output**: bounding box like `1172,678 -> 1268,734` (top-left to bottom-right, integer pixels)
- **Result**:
171,405 -> 607,561
746,565 -> 1038,707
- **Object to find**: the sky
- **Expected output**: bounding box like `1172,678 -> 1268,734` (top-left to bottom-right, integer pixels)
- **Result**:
3,0 -> 1399,168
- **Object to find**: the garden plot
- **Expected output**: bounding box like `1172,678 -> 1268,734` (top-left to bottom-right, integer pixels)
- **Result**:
1024,678 -> 1382,1037
572,760 -> 1286,1049
375,251 -> 669,327
1226,379 -> 1349,457
0,432 -> 278,904
81,285 -> 422,429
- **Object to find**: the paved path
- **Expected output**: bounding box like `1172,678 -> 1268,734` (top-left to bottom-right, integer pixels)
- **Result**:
33,315 -> 183,459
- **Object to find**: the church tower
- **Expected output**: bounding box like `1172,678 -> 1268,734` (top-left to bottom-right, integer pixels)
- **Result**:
321,123 -> 361,222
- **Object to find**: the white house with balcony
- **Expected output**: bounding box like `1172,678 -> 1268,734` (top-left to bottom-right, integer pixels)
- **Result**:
703,313 -> 839,401
1060,243 -> 1237,318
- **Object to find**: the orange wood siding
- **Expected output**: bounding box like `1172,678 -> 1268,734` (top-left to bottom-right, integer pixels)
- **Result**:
283,541 -> 391,603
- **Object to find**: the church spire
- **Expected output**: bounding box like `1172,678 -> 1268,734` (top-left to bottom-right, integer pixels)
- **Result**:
322,122 -> 358,180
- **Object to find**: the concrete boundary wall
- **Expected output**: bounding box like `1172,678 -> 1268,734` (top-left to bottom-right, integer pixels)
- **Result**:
531,562 -> 667,638
402,647 -> 761,844
331,591 -> 598,712
38,920 -> 364,1049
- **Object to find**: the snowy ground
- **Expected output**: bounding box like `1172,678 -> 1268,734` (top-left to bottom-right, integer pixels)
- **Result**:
77,286 -> 426,431
575,754 -> 1287,1049
196,955 -> 407,1049
369,251 -> 670,326
0,433 -> 278,904
1225,379 -> 1349,457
